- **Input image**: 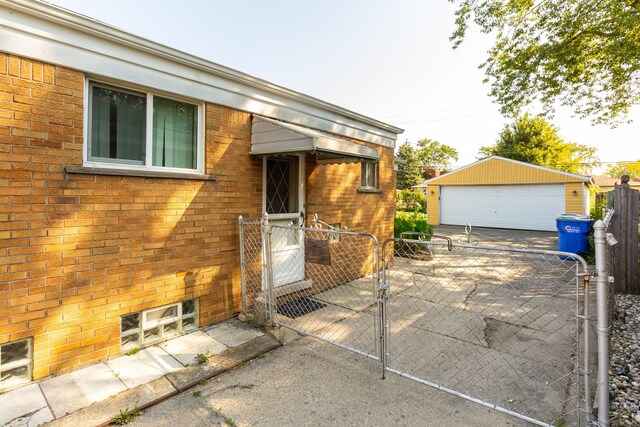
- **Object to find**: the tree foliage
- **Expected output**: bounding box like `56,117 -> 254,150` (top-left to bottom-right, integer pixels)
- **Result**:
479,114 -> 599,174
396,189 -> 427,213
450,0 -> 640,125
416,138 -> 459,170
396,142 -> 424,190
605,160 -> 640,180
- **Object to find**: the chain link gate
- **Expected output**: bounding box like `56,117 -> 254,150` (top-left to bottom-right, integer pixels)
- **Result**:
381,237 -> 594,426
265,222 -> 381,360
240,217 -> 610,426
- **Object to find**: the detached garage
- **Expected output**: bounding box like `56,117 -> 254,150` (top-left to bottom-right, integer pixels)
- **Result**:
417,156 -> 591,231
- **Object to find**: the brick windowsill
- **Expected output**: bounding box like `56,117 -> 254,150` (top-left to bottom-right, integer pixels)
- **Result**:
357,187 -> 383,194
65,166 -> 217,181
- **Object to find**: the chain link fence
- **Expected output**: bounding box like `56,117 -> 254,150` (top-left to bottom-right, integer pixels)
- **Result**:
240,216 -> 611,426
238,217 -> 265,320
382,238 -> 592,426
267,223 -> 380,360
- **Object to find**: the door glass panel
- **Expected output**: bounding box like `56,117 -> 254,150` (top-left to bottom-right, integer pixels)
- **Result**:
266,157 -> 299,214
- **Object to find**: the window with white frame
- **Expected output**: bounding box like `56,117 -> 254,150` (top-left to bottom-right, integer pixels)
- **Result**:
120,299 -> 198,351
0,338 -> 32,390
87,82 -> 203,172
360,162 -> 378,189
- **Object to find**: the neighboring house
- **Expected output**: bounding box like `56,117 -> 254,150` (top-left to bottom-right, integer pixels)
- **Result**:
414,156 -> 591,232
0,1 -> 402,389
590,175 -> 640,205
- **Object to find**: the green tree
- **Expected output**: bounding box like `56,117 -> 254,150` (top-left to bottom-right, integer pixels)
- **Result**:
450,0 -> 640,125
396,189 -> 427,213
479,114 -> 599,174
416,138 -> 459,171
605,160 -> 640,180
396,142 -> 424,190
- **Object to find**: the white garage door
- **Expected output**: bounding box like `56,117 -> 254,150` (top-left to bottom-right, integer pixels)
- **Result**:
440,185 -> 565,231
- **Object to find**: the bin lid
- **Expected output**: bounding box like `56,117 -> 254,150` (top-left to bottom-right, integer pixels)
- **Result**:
556,214 -> 591,221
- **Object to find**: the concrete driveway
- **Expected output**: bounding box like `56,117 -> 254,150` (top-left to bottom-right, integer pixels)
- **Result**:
433,225 -> 558,250
128,336 -> 530,427
265,227 -> 585,426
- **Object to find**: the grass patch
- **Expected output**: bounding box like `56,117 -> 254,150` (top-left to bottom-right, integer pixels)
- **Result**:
124,347 -> 140,356
195,353 -> 209,364
111,407 -> 141,425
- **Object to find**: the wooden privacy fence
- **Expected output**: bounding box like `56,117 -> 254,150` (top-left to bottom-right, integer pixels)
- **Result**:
608,180 -> 640,295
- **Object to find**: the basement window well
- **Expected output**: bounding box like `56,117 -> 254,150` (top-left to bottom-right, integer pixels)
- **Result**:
120,299 -> 198,351
0,338 -> 32,391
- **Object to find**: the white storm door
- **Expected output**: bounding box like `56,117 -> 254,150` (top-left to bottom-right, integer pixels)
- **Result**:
263,155 -> 305,287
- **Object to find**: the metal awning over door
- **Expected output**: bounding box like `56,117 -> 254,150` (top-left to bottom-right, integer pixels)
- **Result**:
251,116 -> 379,163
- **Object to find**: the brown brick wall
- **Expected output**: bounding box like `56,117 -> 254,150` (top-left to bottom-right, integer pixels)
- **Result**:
0,53 -> 395,381
305,142 -> 395,239
0,54 -> 264,379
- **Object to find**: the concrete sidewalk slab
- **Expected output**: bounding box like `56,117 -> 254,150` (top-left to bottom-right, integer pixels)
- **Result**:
39,363 -> 127,418
165,334 -> 281,392
43,326 -> 278,427
204,319 -> 264,348
107,346 -> 183,389
127,337 -> 531,427
45,377 -> 177,427
158,331 -> 226,366
0,384 -> 53,426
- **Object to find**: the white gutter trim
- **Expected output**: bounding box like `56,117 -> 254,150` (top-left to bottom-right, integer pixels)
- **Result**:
0,0 -> 403,147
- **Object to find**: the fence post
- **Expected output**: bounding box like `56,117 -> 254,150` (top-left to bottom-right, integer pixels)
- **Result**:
238,216 -> 248,317
379,244 -> 389,380
593,220 -> 610,426
262,212 -> 275,327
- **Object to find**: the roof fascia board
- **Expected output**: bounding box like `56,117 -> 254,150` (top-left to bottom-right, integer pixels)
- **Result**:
0,0 -> 402,147
424,156 -> 589,185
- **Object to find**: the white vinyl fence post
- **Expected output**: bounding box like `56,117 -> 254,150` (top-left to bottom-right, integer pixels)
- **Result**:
593,220 -> 610,426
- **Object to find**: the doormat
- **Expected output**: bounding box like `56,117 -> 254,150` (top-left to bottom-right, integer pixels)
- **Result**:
276,297 -> 326,319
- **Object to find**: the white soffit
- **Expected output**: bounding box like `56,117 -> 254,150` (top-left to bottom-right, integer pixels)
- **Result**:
0,0 -> 403,148
251,116 -> 379,162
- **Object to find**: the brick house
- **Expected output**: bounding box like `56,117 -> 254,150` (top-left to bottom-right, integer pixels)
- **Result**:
0,0 -> 402,389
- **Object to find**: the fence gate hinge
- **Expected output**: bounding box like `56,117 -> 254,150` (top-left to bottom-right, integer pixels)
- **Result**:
378,283 -> 389,301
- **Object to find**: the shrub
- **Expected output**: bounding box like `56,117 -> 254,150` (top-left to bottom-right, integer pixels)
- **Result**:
396,189 -> 426,213
394,211 -> 433,239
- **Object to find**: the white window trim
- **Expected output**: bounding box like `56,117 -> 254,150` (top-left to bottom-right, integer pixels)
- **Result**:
83,78 -> 205,175
360,162 -> 379,189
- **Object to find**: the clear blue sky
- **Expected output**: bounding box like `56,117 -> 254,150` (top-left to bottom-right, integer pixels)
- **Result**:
49,0 -> 637,172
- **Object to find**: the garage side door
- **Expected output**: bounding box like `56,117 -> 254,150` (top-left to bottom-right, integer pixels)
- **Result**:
440,185 -> 565,231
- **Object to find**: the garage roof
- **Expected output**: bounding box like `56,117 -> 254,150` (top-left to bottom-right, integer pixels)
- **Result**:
250,116 -> 379,163
414,156 -> 591,187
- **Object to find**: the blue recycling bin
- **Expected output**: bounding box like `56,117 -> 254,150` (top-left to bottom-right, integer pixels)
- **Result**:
556,214 -> 591,255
